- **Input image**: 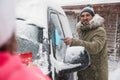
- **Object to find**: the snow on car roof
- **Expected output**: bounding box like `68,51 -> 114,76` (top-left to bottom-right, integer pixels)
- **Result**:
16,0 -> 65,28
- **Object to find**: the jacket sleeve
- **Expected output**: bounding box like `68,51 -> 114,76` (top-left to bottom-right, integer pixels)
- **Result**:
71,28 -> 106,54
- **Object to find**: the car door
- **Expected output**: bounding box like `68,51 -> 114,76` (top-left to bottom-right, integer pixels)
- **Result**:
48,8 -> 72,80
16,19 -> 43,60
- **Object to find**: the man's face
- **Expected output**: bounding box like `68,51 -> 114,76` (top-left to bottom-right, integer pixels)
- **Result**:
80,12 -> 93,25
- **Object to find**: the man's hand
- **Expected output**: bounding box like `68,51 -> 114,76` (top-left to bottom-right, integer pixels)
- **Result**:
64,37 -> 72,45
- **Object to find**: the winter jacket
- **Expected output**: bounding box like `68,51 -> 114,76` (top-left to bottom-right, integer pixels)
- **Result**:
71,14 -> 108,80
0,51 -> 50,80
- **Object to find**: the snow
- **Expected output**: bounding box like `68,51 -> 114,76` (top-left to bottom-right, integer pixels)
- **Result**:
50,53 -> 82,74
33,51 -> 50,74
108,58 -> 120,80
16,0 -> 120,80
64,46 -> 85,64
109,68 -> 120,80
49,40 -> 82,73
16,0 -> 48,28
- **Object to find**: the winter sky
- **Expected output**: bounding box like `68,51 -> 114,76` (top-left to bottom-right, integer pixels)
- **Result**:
54,0 -> 120,6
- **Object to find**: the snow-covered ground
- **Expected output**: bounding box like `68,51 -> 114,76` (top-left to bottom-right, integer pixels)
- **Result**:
108,56 -> 120,80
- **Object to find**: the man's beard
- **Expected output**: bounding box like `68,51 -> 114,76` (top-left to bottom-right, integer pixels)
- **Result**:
82,21 -> 89,25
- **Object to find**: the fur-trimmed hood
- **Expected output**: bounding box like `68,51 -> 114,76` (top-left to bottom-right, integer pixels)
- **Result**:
76,14 -> 105,31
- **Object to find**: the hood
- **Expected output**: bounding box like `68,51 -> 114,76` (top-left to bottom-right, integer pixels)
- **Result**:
76,14 -> 105,31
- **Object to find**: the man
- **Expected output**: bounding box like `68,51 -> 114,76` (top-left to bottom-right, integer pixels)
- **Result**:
64,5 -> 108,80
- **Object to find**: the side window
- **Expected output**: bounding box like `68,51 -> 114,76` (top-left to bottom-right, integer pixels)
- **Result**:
49,12 -> 67,61
50,13 -> 64,46
58,14 -> 71,37
16,20 -> 43,59
16,21 -> 43,43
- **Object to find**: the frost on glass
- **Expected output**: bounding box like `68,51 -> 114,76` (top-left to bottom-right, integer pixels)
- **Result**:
16,20 -> 42,43
16,19 -> 43,59
50,13 -> 67,62
17,37 -> 39,59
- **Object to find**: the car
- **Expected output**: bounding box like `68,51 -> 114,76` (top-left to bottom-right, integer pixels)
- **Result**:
16,0 -> 90,80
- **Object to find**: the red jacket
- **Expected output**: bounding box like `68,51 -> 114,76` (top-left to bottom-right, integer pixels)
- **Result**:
0,51 -> 50,80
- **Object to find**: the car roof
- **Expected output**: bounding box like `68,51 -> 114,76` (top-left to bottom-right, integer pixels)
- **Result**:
16,0 -> 65,28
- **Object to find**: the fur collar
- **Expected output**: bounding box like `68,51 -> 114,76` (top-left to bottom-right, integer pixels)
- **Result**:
76,14 -> 105,31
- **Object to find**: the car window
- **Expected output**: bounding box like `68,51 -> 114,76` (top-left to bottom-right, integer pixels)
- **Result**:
49,12 -> 67,61
58,14 -> 72,37
17,37 -> 39,59
16,19 -> 43,59
50,13 -> 64,45
16,20 -> 43,43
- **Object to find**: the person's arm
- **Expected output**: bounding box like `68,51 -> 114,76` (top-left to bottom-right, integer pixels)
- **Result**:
71,28 -> 106,54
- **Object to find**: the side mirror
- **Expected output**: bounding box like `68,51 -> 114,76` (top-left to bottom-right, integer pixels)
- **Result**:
50,46 -> 90,74
60,46 -> 90,74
